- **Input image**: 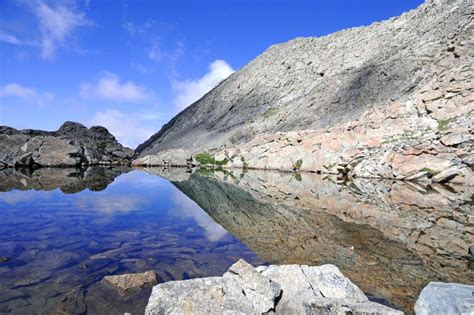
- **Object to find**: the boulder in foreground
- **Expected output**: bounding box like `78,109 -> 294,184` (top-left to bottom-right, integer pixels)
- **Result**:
145,259 -> 402,314
414,282 -> 474,315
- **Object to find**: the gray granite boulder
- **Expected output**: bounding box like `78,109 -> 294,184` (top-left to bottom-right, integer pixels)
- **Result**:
414,282 -> 474,315
145,259 -> 402,314
146,260 -> 281,315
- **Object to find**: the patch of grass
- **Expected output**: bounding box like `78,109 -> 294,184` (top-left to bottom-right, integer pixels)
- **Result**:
262,107 -> 278,119
195,152 -> 228,166
294,173 -> 302,182
437,118 -> 454,131
240,156 -> 249,169
420,167 -> 440,177
381,129 -> 418,144
293,159 -> 303,171
195,167 -> 215,176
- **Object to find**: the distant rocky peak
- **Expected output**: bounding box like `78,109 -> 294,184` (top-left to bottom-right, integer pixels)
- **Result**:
57,121 -> 88,134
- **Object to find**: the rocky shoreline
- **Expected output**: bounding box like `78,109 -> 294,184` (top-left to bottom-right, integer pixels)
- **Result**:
107,259 -> 473,314
133,70 -> 474,186
145,259 -> 402,314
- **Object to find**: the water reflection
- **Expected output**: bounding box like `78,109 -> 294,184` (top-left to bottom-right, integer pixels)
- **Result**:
151,167 -> 473,313
170,191 -> 229,242
0,168 -> 262,314
0,167 -> 472,314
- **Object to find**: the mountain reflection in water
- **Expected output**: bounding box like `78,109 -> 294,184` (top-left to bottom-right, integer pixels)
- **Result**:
0,167 -> 472,314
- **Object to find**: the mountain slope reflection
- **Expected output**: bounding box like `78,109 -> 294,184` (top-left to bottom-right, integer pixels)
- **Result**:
145,168 -> 473,313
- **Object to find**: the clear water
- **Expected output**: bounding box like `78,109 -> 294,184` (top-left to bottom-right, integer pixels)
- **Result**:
0,169 -> 264,314
0,167 -> 472,314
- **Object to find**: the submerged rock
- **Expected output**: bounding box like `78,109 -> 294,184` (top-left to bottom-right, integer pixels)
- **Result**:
102,271 -> 158,296
414,282 -> 474,315
145,259 -> 402,314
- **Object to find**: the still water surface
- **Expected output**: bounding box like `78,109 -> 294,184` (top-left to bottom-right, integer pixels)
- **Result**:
0,167 -> 472,314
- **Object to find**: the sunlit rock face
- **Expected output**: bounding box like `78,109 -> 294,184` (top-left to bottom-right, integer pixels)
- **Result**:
160,169 -> 473,313
135,0 -> 473,187
0,167 -> 130,193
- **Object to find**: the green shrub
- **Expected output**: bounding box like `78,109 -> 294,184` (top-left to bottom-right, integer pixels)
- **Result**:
195,152 -> 228,166
293,159 -> 303,170
420,167 -> 440,177
437,118 -> 453,131
294,173 -> 302,182
262,107 -> 278,119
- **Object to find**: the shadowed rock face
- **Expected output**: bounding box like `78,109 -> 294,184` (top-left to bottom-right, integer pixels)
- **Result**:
0,167 -> 131,193
0,122 -> 134,168
136,0 -> 473,163
150,168 -> 473,313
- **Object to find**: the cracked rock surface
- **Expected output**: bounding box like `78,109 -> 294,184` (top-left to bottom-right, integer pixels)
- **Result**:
145,259 -> 402,315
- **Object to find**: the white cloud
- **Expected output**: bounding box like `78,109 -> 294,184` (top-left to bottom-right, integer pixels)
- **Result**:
171,191 -> 229,242
147,40 -> 184,63
0,83 -> 54,107
0,83 -> 36,98
172,59 -> 234,110
75,194 -> 144,214
89,109 -> 155,148
0,32 -> 23,45
80,72 -> 150,102
33,1 -> 90,59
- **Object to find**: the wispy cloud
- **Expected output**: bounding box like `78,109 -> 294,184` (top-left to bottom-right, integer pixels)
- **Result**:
89,109 -> 156,148
80,72 -> 151,102
147,39 -> 184,64
172,59 -> 234,110
0,32 -> 23,45
33,1 -> 90,59
0,83 -> 54,107
0,1 -> 90,60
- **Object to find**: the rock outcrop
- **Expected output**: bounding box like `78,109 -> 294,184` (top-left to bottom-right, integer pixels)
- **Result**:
144,168 -> 473,313
145,259 -> 402,314
0,122 -> 134,168
134,0 -> 473,186
414,282 -> 474,315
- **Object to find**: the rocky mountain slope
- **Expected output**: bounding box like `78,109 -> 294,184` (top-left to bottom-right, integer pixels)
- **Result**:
0,122 -> 134,168
134,0 -> 473,185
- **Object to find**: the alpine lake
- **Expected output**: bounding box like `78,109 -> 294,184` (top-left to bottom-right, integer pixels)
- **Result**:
0,166 -> 472,314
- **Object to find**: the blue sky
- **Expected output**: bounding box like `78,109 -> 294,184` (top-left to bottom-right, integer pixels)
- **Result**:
0,0 -> 423,148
